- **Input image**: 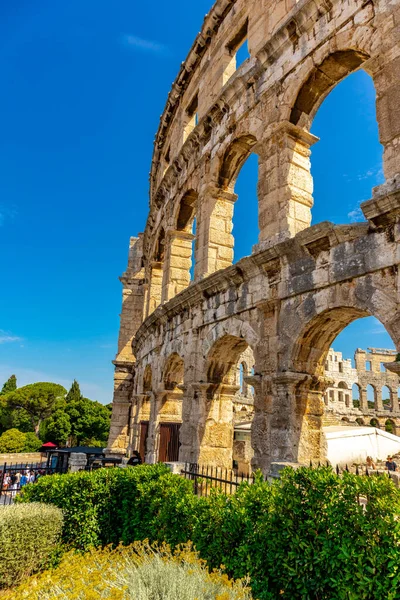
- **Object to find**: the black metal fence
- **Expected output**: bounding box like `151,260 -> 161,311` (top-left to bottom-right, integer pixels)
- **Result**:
0,462 -> 66,505
181,463 -> 255,496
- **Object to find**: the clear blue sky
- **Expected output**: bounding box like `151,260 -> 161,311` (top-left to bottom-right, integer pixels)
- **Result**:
0,1 -> 393,403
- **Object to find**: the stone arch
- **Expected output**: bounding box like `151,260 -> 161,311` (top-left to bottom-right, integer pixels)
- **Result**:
207,334 -> 249,386
163,353 -> 184,391
203,317 -> 260,359
356,418 -> 365,426
289,50 -> 370,128
370,418 -> 380,429
385,419 -> 396,435
218,135 -> 258,190
291,307 -> 368,377
176,189 -> 198,232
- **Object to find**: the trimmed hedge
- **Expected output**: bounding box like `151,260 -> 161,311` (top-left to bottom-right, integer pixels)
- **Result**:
17,463 -> 195,549
18,465 -> 400,599
0,502 -> 63,588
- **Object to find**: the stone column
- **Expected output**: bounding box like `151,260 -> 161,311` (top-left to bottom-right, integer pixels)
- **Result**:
145,390 -> 166,463
257,122 -> 318,248
359,387 -> 369,412
145,261 -> 163,317
195,185 -> 237,279
373,58 -> 400,182
129,394 -> 146,455
161,229 -> 194,302
107,236 -> 145,457
106,362 -> 134,456
376,388 -> 384,412
269,372 -> 327,465
197,383 -> 238,468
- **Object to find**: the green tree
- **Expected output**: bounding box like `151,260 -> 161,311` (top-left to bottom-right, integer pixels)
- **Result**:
0,428 -> 26,453
23,431 -> 42,452
65,379 -> 83,404
44,410 -> 71,445
0,375 -> 17,396
63,381 -> 110,446
5,383 -> 66,436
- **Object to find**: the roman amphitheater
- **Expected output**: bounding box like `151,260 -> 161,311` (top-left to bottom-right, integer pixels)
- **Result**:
107,0 -> 400,473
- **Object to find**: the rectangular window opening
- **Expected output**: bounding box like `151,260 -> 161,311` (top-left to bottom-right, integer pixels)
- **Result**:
184,93 -> 199,142
380,362 -> 386,372
366,361 -> 372,372
224,20 -> 249,85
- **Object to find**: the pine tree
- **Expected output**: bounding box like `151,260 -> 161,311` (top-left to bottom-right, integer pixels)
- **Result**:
0,375 -> 17,396
65,380 -> 82,404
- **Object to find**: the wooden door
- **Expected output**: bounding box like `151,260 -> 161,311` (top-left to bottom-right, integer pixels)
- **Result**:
158,423 -> 181,462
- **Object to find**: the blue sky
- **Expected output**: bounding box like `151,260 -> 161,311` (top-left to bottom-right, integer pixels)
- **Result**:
0,1 -> 394,403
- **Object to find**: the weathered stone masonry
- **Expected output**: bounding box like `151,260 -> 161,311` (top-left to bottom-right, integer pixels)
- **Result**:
107,0 -> 400,473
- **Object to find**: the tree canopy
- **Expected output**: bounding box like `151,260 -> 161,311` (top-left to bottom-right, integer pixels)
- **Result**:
5,383 -> 67,435
0,375 -> 17,396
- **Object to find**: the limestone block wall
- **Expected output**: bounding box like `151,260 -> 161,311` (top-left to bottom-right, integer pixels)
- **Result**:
107,0 -> 400,470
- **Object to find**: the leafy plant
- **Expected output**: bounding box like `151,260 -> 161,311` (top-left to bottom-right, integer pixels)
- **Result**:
0,428 -> 26,453
0,503 -> 63,589
5,541 -> 252,600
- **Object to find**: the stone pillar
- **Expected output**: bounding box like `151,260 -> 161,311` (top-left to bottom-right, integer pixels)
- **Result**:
161,229 -> 194,302
376,388 -> 384,412
145,262 -> 163,317
258,122 -> 318,248
269,372 -> 327,465
195,186 -> 237,279
374,58 -> 400,182
145,391 -> 166,463
180,383 -> 237,468
198,383 -> 237,468
107,236 -> 145,457
129,394 -> 145,455
106,362 -> 134,456
360,387 -> 369,412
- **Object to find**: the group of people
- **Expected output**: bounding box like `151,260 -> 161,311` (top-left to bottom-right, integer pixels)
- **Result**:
366,455 -> 398,471
2,469 -> 44,498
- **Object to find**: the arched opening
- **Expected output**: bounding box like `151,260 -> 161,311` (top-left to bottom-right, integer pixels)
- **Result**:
218,136 -> 259,263
382,385 -> 392,411
163,190 -> 198,301
385,419 -> 396,435
290,50 -> 383,228
352,383 -> 361,408
193,333 -> 256,469
356,418 -> 365,426
150,353 -> 184,464
367,384 -> 377,409
288,309 -> 398,465
370,418 -> 380,429
163,353 -> 184,391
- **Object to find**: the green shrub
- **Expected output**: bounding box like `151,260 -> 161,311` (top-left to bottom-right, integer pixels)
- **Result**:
0,503 -> 63,588
18,463 -> 195,550
0,428 -> 26,453
6,541 -> 252,600
18,465 -> 400,599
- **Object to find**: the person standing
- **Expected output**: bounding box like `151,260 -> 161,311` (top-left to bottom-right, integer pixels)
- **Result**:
386,456 -> 397,471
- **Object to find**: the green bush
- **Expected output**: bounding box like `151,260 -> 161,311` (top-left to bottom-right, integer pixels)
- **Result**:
18,463 -> 194,550
0,503 -> 63,588
0,428 -> 26,453
18,465 -> 400,599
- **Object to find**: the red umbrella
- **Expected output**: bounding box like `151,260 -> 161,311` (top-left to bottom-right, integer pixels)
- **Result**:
40,442 -> 58,449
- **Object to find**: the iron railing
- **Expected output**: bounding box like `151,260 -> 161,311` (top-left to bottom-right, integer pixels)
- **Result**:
181,462 -> 255,496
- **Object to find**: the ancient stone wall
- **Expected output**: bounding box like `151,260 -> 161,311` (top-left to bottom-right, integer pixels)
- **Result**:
108,0 -> 400,473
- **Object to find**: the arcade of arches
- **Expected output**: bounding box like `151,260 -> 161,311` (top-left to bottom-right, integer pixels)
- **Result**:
107,0 -> 400,474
